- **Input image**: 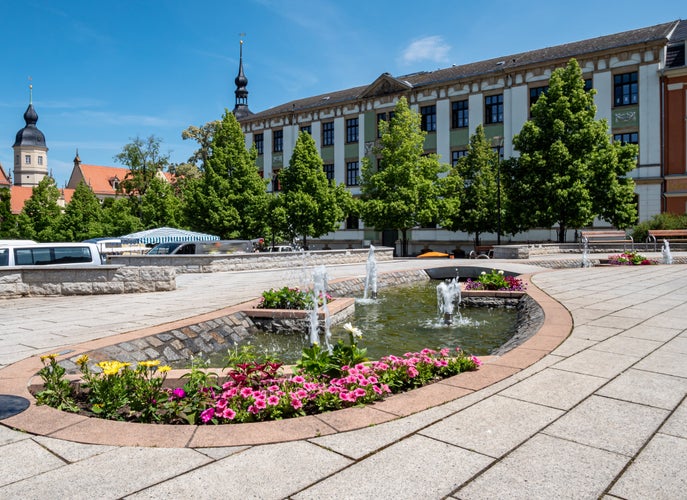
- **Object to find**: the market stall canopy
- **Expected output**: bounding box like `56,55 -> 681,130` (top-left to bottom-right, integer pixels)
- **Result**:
119,227 -> 220,245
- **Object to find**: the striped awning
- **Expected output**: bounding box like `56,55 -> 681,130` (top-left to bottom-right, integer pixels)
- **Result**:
119,227 -> 220,244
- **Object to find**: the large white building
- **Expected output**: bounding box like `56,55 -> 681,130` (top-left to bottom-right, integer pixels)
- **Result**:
238,20 -> 685,253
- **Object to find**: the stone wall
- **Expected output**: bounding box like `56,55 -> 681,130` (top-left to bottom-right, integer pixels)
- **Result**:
108,247 -> 394,273
0,266 -> 176,299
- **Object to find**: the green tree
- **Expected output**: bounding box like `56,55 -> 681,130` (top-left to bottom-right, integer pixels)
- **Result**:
139,176 -> 183,229
441,125 -> 499,247
101,197 -> 143,236
181,120 -> 220,168
57,181 -> 103,241
504,58 -> 638,242
360,97 -> 449,256
115,135 -> 170,198
0,187 -> 19,238
277,131 -> 351,249
183,110 -> 269,239
20,176 -> 63,242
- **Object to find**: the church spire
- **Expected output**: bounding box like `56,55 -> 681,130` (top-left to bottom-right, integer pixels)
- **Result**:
233,36 -> 253,119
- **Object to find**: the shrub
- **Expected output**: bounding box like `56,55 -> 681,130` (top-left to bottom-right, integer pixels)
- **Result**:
632,212 -> 687,243
256,286 -> 331,310
464,269 -> 526,291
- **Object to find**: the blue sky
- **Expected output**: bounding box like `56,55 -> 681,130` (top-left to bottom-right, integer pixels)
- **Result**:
0,0 -> 683,187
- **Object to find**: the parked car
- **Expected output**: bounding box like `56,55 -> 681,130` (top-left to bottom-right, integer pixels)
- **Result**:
147,240 -> 253,255
268,245 -> 296,252
0,242 -> 102,266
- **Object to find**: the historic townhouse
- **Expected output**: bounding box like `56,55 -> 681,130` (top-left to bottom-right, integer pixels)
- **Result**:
237,19 -> 687,252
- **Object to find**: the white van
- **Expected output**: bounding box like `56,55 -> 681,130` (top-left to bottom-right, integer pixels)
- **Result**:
0,242 -> 103,267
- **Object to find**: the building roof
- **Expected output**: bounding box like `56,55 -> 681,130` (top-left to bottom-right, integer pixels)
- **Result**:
67,163 -> 175,196
13,103 -> 47,148
0,164 -> 10,187
243,20 -> 680,122
8,186 -> 74,214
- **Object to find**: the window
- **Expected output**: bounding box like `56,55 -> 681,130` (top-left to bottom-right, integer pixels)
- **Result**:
613,132 -> 638,145
485,94 -> 503,124
451,150 -> 468,166
420,105 -> 436,132
346,118 -> 359,143
323,163 -> 335,181
322,122 -> 334,146
254,133 -> 264,154
377,112 -> 395,137
584,78 -> 593,92
25,155 -> 31,164
272,130 -> 283,153
451,100 -> 468,128
346,161 -> 359,186
614,72 -> 638,107
346,215 -> 360,230
37,156 -> 43,165
529,86 -> 548,107
300,125 -> 311,135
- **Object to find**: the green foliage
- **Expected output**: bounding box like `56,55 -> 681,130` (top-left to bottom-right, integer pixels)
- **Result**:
57,181 -> 103,241
115,135 -> 170,197
276,131 -> 351,248
20,176 -> 63,241
139,176 -> 183,229
505,58 -> 638,242
296,323 -> 368,378
182,110 -> 269,239
441,125 -> 499,246
0,187 -> 19,238
632,212 -> 687,243
360,97 -> 449,256
257,286 -> 331,310
464,269 -> 526,291
100,197 -> 143,236
35,354 -> 79,412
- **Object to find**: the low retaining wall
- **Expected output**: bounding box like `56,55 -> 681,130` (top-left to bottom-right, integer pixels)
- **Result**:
0,266 -> 176,299
109,247 -> 395,273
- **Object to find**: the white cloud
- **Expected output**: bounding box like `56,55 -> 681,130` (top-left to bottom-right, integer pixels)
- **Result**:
400,36 -> 451,65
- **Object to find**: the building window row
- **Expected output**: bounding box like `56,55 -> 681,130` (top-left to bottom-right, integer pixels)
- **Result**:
322,121 -> 335,147
451,100 -> 468,128
614,71 -> 638,107
485,94 -> 504,124
421,105 -> 437,132
273,130 -> 283,153
613,132 -> 638,144
346,161 -> 359,186
346,118 -> 359,143
254,133 -> 264,155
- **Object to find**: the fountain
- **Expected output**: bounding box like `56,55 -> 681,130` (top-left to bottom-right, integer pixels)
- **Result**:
581,239 -> 592,268
436,277 -> 462,325
363,245 -> 378,300
309,265 -> 332,350
662,239 -> 673,265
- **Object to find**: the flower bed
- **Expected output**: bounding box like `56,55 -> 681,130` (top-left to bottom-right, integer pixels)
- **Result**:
607,252 -> 657,265
33,327 -> 482,425
464,269 -> 527,291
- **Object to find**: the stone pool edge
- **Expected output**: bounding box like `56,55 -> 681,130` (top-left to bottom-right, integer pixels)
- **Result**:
0,272 -> 572,448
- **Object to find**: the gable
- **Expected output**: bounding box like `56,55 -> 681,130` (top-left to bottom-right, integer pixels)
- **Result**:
359,73 -> 413,99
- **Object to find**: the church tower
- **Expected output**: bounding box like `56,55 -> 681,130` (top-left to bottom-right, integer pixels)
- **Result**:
232,39 -> 253,120
13,84 -> 48,186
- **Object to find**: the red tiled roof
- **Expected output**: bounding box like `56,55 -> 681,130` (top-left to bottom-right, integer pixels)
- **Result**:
8,186 -> 74,214
0,164 -> 10,187
67,164 -> 175,195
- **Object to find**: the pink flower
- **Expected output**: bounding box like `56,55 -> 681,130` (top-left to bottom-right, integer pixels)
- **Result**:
471,355 -> 482,366
353,388 -> 367,398
267,395 -> 280,406
222,407 -> 236,420
200,408 -> 215,423
292,375 -> 305,384
254,398 -> 267,410
172,388 -> 185,399
240,387 -> 254,398
291,398 -> 303,409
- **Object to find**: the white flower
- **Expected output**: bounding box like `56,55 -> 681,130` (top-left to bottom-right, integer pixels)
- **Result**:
343,322 -> 363,338
480,271 -> 486,275
498,270 -> 504,275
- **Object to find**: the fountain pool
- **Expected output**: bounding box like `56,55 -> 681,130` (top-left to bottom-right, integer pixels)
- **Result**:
211,281 -> 518,365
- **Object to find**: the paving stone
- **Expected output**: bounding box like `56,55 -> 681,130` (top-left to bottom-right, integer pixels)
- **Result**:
33,436 -> 116,462
661,400 -> 687,439
553,348 -> 639,379
550,337 -> 597,357
610,433 -> 687,499
570,324 -> 622,342
127,441 -> 351,500
422,394 -> 563,458
0,446 -> 211,498
0,439 -> 66,487
590,335 -> 661,357
619,324 -> 682,342
294,434 -> 492,499
500,368 -> 607,410
596,368 -> 687,409
634,348 -> 687,378
457,433 -> 628,500
543,395 -> 668,456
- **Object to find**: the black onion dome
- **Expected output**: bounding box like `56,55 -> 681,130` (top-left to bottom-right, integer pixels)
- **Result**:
13,104 -> 46,147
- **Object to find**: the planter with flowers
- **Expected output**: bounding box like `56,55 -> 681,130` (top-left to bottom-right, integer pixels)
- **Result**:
607,252 -> 657,265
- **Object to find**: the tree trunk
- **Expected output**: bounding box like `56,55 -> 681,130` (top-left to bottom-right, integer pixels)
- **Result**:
474,232 -> 481,248
302,235 -> 308,251
401,229 -> 408,257
558,224 -> 566,243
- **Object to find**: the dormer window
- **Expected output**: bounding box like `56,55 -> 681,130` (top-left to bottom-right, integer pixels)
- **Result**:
110,176 -> 120,190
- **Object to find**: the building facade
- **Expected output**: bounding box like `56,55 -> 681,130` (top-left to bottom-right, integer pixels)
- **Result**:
238,20 -> 687,252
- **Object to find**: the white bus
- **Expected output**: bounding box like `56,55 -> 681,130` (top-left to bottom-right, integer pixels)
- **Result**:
0,242 -> 103,267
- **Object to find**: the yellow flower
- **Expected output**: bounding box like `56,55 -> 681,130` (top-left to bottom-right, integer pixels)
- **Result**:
97,360 -> 130,375
40,353 -> 58,362
138,360 -> 161,368
75,354 -> 89,367
157,365 -> 171,373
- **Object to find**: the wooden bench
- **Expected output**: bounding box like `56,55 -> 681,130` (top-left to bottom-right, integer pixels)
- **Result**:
580,230 -> 634,252
646,229 -> 687,251
469,245 -> 494,259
